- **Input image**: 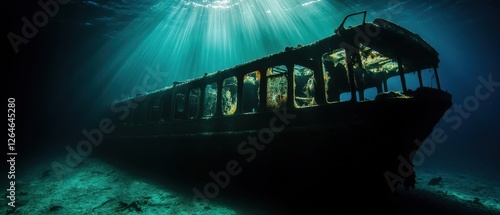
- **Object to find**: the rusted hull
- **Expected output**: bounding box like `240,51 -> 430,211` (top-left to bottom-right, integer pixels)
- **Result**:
97,87 -> 451,194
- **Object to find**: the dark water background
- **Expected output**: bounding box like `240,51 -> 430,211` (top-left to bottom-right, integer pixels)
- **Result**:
3,0 -> 499,202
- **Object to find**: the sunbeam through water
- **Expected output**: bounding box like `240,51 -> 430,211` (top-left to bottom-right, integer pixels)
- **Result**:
87,0 -> 360,111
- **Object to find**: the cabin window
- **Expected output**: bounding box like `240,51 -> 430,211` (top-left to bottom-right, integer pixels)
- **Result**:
267,65 -> 288,109
359,45 -> 398,94
322,49 -> 349,103
203,82 -> 218,117
402,70 -> 435,90
360,87 -> 378,101
404,72 -> 421,91
339,92 -> 351,102
242,71 -> 261,113
149,95 -> 162,122
418,69 -> 437,88
387,76 -> 403,92
222,76 -> 238,115
176,93 -> 185,112
293,65 -> 317,108
189,88 -> 201,119
360,45 -> 398,74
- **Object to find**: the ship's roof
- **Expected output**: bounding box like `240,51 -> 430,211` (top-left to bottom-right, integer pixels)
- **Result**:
115,17 -> 439,103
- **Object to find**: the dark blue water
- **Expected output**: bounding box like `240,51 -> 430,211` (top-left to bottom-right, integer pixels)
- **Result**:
4,0 -> 500,214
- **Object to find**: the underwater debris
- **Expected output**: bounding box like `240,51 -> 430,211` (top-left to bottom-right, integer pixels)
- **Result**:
375,91 -> 412,100
472,197 -> 483,206
428,177 -> 443,186
116,201 -> 143,212
92,198 -> 115,212
41,169 -> 53,178
49,205 -> 63,212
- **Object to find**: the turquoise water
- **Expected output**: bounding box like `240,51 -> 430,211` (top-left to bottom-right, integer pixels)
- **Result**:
4,0 -> 500,214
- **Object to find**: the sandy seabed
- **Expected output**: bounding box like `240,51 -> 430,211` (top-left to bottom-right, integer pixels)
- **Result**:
1,157 -> 499,215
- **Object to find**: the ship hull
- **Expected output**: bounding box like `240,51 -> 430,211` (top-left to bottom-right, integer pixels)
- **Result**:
97,87 -> 451,196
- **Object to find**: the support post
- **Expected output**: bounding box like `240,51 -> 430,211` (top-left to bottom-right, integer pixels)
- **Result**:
215,80 -> 223,116
417,69 -> 423,87
287,64 -> 294,109
346,53 -> 357,102
259,68 -> 268,112
237,74 -> 244,114
397,56 -> 407,93
314,56 -> 327,105
383,78 -> 388,92
433,66 -> 441,90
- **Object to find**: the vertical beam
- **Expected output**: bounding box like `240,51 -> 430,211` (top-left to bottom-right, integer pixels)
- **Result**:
313,56 -> 327,105
171,82 -> 179,120
383,77 -> 388,92
237,74 -> 244,114
433,66 -> 441,90
198,84 -> 205,119
397,56 -> 407,93
417,69 -> 423,88
215,80 -> 223,116
258,68 -> 268,112
359,89 -> 365,101
286,64 -> 295,109
346,54 -> 357,102
376,74 -> 383,94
